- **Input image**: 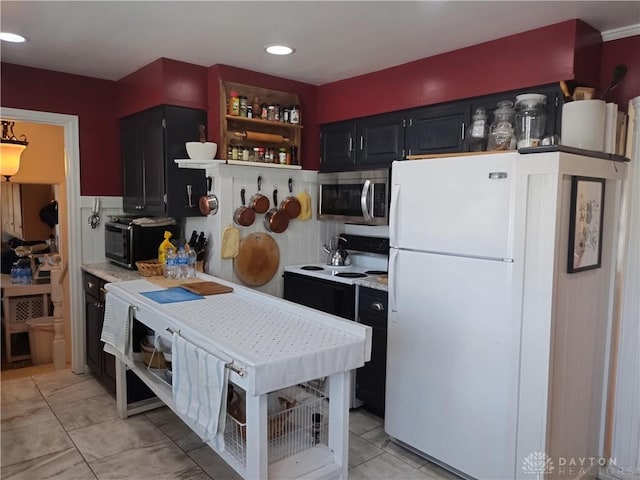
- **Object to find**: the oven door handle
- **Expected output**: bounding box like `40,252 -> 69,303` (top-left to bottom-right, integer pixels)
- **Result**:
360,179 -> 372,221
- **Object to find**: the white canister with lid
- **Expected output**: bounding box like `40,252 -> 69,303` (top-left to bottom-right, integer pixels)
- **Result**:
560,99 -> 606,152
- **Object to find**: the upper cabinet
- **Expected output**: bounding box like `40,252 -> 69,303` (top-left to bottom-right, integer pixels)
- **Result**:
319,121 -> 357,172
320,112 -> 405,172
405,103 -> 469,156
220,82 -> 303,166
121,105 -> 207,218
321,83 -> 562,170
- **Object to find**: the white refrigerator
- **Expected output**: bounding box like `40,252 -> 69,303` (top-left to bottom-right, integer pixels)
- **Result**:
385,151 -> 626,480
386,154 -> 520,479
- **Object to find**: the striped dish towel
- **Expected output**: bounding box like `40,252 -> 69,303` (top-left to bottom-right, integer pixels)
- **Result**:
101,292 -> 131,357
172,333 -> 229,449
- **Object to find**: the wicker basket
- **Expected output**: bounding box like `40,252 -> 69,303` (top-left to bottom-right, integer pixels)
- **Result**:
135,259 -> 163,277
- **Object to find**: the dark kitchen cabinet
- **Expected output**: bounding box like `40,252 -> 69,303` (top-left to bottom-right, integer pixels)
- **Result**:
470,84 -> 563,139
320,112 -> 405,172
283,272 -> 356,320
319,121 -> 356,172
83,272 -> 154,402
122,105 -> 207,218
356,287 -> 387,418
405,102 -> 470,156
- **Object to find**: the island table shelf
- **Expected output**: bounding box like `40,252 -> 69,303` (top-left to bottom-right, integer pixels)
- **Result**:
104,274 -> 371,480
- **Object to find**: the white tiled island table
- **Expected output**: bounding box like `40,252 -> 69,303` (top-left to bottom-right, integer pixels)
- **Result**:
104,274 -> 372,480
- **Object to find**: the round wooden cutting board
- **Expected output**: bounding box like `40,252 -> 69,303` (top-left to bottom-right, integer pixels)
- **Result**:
233,232 -> 280,286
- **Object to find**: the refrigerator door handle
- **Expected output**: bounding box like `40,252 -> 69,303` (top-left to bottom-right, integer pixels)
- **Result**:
390,183 -> 401,246
389,248 -> 398,314
361,179 -> 372,221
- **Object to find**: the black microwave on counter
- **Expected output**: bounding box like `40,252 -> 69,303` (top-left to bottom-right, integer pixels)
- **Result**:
105,218 -> 179,269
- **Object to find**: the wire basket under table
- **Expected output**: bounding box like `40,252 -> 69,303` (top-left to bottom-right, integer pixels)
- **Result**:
224,383 -> 329,467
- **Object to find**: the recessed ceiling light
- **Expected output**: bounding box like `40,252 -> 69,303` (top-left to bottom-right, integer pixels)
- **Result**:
265,45 -> 295,56
0,32 -> 27,43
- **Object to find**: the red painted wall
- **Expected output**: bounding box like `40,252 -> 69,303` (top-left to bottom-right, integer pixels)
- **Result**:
1,62 -> 122,196
317,20 -> 599,124
2,23 -> 635,191
116,58 -> 208,118
206,64 -> 318,169
599,36 -> 640,112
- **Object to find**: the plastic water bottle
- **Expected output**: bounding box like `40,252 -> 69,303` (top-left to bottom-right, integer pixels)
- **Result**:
21,264 -> 32,284
164,246 -> 177,279
177,245 -> 188,279
187,249 -> 197,279
10,262 -> 20,284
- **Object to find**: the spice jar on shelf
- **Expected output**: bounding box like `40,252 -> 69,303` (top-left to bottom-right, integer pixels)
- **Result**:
228,91 -> 240,116
239,96 -> 248,117
252,96 -> 261,118
290,104 -> 300,125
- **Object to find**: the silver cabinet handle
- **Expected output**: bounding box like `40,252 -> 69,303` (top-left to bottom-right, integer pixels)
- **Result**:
348,136 -> 353,152
360,179 -> 372,221
371,302 -> 384,312
360,136 -> 364,151
87,281 -> 94,289
186,184 -> 193,207
461,122 -> 466,140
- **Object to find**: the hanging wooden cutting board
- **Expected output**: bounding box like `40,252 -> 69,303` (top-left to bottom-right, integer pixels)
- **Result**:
233,232 -> 280,287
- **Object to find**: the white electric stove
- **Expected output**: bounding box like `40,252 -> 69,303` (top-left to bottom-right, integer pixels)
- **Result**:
284,235 -> 389,285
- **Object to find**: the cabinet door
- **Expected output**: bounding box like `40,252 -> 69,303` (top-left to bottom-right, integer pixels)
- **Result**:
84,292 -> 103,377
356,288 -> 387,418
122,114 -> 143,214
406,103 -> 469,155
163,106 -> 207,218
138,106 -> 166,215
320,121 -> 357,172
283,272 -> 356,320
357,112 -> 405,168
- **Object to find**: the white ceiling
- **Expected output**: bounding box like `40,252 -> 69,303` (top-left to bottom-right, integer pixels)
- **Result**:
1,1 -> 639,86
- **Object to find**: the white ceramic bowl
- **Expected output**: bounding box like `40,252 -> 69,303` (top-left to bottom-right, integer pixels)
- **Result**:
186,142 -> 217,159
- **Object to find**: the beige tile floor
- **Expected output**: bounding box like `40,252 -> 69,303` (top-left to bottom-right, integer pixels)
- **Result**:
1,369 -> 462,480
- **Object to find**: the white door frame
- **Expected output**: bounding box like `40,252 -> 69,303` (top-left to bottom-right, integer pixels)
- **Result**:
1,107 -> 85,373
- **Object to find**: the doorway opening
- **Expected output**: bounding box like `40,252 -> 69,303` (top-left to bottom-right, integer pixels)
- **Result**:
0,107 -> 83,375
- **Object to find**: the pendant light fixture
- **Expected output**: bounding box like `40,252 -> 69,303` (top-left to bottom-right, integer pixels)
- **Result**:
0,120 -> 29,181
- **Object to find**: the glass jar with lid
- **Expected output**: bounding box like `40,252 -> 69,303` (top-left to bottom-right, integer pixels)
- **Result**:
487,122 -> 515,151
493,100 -> 516,125
466,107 -> 489,151
515,94 -> 547,148
487,100 -> 516,151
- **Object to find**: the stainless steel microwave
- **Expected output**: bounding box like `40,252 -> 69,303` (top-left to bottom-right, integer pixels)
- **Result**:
318,169 -> 390,225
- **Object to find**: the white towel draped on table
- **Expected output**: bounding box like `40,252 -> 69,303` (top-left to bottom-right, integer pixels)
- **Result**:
101,292 -> 132,357
172,333 -> 229,449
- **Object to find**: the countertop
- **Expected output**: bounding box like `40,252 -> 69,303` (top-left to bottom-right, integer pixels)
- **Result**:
83,262 -> 389,292
82,263 -> 143,283
106,276 -> 371,396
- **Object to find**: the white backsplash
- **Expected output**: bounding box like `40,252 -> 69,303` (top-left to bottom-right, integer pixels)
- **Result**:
79,196 -> 123,264
79,178 -> 386,298
184,163 -> 346,297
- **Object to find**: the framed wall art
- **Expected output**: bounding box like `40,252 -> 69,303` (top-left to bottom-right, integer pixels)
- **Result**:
567,176 -> 605,273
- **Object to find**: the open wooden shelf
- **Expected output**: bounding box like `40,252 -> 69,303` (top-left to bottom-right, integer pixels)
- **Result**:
221,81 -> 302,166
